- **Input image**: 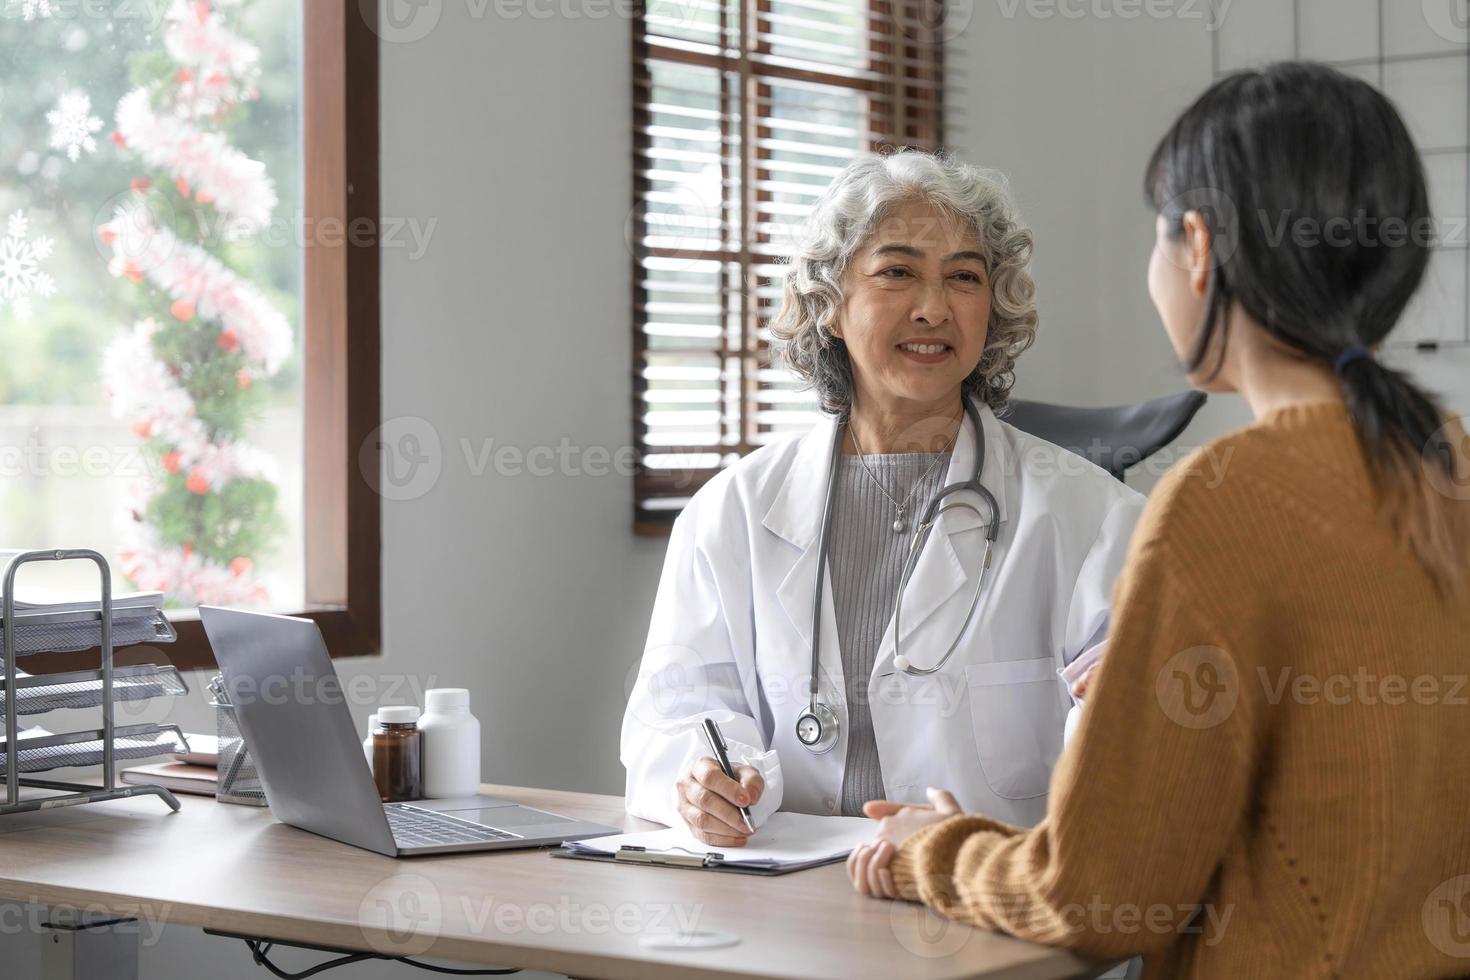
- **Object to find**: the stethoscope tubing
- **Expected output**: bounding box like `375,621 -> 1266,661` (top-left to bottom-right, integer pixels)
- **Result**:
804,398 -> 1000,705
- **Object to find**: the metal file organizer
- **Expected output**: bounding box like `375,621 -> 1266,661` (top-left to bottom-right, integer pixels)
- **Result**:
0,549 -> 190,816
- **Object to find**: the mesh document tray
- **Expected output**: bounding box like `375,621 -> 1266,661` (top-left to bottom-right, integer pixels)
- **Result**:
0,608 -> 174,660
0,665 -> 187,718
0,724 -> 186,775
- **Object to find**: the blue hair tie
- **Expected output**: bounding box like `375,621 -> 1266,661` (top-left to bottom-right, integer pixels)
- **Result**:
1333,346 -> 1372,374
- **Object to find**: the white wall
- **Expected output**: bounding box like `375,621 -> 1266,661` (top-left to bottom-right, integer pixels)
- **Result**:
367,0 -> 666,799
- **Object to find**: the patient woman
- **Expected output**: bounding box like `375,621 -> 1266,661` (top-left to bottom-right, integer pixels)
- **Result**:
846,62 -> 1470,977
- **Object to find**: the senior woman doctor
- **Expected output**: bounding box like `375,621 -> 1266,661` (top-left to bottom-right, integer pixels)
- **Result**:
621,150 -> 1144,848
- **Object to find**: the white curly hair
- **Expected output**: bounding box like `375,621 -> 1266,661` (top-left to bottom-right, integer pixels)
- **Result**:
769,148 -> 1039,417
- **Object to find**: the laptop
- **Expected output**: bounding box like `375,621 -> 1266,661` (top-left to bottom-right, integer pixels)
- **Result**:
198,606 -> 618,856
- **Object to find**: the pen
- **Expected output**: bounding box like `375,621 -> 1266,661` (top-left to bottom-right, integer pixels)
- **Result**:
700,717 -> 756,835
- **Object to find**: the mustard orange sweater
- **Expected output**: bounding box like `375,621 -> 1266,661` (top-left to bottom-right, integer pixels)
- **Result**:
889,401 -> 1470,979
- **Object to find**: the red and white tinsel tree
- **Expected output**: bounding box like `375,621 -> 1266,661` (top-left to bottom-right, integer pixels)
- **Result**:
97,0 -> 291,606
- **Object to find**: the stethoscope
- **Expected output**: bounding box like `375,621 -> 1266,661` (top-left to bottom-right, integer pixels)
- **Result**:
793,398 -> 1000,755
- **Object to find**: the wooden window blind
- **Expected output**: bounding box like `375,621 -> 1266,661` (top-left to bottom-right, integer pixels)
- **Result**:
630,0 -> 947,534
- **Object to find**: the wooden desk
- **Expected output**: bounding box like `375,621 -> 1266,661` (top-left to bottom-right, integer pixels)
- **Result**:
0,783 -> 1101,980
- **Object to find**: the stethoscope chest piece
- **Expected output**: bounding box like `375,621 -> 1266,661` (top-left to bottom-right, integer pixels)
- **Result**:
794,702 -> 840,754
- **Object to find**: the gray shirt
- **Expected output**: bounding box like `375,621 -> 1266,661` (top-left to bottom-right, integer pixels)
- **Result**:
828,451 -> 951,816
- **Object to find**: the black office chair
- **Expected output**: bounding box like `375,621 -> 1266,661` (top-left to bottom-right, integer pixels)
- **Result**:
1001,390 -> 1207,481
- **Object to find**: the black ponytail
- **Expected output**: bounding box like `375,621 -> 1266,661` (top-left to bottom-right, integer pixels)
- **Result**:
1146,62 -> 1470,592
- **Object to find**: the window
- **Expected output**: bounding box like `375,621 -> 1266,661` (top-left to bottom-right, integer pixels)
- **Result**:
630,0 -> 946,532
1,0 -> 379,671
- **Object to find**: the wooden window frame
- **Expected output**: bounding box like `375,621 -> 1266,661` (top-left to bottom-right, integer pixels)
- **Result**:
630,0 -> 944,535
26,0 -> 381,674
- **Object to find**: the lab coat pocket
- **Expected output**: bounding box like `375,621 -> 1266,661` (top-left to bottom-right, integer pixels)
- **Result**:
964,658 -> 1067,800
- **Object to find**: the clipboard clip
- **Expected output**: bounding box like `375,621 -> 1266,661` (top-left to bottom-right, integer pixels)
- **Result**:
615,845 -> 722,868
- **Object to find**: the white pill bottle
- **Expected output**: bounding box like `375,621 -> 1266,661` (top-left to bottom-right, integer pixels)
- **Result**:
362,712 -> 378,773
418,688 -> 482,798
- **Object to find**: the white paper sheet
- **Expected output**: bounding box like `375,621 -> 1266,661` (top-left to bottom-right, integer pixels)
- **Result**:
567,811 -> 876,867
0,587 -> 164,615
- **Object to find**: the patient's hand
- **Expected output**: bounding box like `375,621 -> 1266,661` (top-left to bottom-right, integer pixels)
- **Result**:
1070,662 -> 1099,700
848,788 -> 961,899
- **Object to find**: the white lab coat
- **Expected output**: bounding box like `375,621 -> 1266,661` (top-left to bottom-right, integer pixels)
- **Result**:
621,397 -> 1145,832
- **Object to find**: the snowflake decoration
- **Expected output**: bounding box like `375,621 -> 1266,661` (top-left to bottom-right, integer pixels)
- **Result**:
22,0 -> 56,19
47,90 -> 103,162
0,211 -> 57,323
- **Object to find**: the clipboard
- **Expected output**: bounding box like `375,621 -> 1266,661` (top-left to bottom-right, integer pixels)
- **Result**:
552,811 -> 875,875
550,844 -> 847,876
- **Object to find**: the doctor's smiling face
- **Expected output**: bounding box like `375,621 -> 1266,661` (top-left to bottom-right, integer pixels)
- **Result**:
833,198 -> 992,418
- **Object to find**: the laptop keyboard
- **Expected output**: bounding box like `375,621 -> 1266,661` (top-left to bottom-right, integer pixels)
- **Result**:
385,803 -> 523,848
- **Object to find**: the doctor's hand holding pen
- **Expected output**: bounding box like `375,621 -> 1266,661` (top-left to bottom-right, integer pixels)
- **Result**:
675,757 -> 765,847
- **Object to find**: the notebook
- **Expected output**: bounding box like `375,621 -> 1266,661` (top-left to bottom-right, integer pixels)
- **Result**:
555,812 -> 875,875
120,762 -> 219,796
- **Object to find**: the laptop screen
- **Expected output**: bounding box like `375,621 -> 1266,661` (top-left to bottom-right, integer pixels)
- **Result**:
199,606 -> 397,855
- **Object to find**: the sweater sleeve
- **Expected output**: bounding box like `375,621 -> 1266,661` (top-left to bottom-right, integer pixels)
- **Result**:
888,532 -> 1259,962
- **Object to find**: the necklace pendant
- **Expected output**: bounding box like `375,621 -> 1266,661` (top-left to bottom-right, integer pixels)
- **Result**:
892,516 -> 905,533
